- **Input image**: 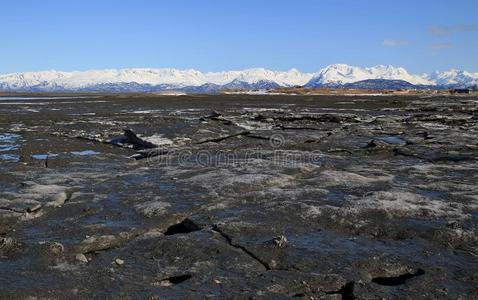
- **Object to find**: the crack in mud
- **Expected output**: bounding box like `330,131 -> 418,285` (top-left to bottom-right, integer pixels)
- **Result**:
164,218 -> 201,236
324,281 -> 355,300
213,225 -> 271,271
372,269 -> 425,286
197,131 -> 250,144
0,206 -> 26,214
159,274 -> 192,286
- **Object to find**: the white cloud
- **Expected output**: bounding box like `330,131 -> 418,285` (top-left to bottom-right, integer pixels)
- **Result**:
430,43 -> 452,50
383,39 -> 410,47
429,24 -> 478,36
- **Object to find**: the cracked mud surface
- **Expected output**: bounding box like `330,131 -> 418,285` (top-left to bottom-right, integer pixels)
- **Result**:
0,94 -> 477,299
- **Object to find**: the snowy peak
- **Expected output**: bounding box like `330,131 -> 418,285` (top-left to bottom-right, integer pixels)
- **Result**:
306,64 -> 434,87
229,68 -> 314,86
201,68 -> 313,86
0,65 -> 477,92
0,68 -> 206,89
0,68 -> 314,91
426,69 -> 478,87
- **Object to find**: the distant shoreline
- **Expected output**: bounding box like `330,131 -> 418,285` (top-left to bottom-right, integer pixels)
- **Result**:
1,88 -> 476,98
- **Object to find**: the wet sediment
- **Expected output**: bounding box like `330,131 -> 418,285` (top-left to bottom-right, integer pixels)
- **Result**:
0,94 -> 477,298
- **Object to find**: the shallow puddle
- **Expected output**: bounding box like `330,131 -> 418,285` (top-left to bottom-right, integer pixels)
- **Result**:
71,150 -> 100,156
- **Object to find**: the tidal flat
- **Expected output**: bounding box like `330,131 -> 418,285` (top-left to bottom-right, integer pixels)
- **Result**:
0,94 -> 477,299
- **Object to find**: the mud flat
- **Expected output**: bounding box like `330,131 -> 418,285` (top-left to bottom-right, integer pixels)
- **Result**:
0,94 -> 477,298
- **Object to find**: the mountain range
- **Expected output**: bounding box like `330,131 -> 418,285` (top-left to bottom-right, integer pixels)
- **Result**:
0,64 -> 477,92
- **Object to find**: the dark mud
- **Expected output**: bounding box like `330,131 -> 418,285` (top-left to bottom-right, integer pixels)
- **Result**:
0,94 -> 477,299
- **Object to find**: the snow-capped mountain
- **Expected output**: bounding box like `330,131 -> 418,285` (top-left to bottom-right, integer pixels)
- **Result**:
426,70 -> 478,88
305,64 -> 434,87
204,68 -> 313,87
0,65 -> 476,92
0,68 -> 313,92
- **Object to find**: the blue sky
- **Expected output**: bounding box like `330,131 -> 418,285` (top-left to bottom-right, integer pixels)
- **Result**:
1,0 -> 477,74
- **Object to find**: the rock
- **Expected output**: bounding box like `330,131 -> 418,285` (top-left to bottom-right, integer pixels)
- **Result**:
27,203 -> 43,213
134,200 -> 171,217
0,237 -> 15,249
75,253 -> 88,263
48,242 -> 64,255
77,234 -> 124,254
446,221 -> 461,229
365,139 -> 390,149
272,235 -> 288,249
115,258 -> 124,265
47,191 -> 69,207
110,129 -> 158,150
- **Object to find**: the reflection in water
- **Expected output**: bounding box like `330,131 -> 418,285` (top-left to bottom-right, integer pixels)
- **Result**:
0,154 -> 20,162
71,150 -> 100,156
31,154 -> 59,160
